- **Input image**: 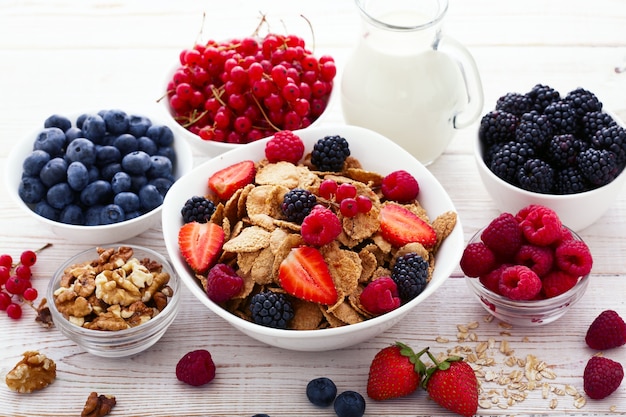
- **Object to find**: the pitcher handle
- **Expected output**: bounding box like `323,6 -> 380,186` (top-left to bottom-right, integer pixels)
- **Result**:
435,35 -> 484,129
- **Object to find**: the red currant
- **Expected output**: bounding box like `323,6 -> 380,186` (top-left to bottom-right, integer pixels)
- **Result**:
340,198 -> 359,218
0,254 -> 12,269
22,287 -> 38,302
5,276 -> 28,295
0,266 -> 9,286
356,195 -> 373,213
336,183 -> 357,202
6,303 -> 22,320
0,291 -> 11,310
20,250 -> 37,267
14,264 -> 31,280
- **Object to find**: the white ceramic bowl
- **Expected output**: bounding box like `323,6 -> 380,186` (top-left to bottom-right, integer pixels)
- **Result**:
475,133 -> 626,232
161,124 -> 464,351
5,110 -> 194,244
47,245 -> 181,357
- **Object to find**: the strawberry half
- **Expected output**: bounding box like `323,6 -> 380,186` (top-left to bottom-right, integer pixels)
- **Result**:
278,246 -> 338,305
208,160 -> 256,201
379,203 -> 437,247
178,221 -> 225,274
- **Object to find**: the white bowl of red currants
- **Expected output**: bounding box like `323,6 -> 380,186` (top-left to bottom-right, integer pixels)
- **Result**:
462,204 -> 592,326
5,109 -> 193,245
475,84 -> 626,231
159,33 -> 336,157
161,125 -> 464,351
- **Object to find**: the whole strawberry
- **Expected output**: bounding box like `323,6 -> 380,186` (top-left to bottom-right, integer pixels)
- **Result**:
583,356 -> 624,399
422,353 -> 478,417
366,342 -> 427,401
585,310 -> 626,350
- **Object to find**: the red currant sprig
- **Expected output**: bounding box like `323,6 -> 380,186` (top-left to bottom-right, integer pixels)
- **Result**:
0,243 -> 51,320
318,180 -> 373,218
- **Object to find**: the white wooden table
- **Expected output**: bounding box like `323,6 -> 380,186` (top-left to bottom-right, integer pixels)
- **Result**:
1,1 -> 626,416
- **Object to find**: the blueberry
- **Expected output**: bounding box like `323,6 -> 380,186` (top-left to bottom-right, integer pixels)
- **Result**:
103,109 -> 129,135
251,415 -> 271,417
150,177 -> 173,196
59,204 -> 85,225
65,127 -> 83,141
139,184 -> 163,211
76,113 -> 89,129
111,171 -> 132,194
81,114 -> 107,143
100,162 -> 122,181
113,133 -> 138,155
44,114 -> 72,132
147,155 -> 173,178
100,204 -> 125,224
146,124 -> 174,146
39,157 -> 68,187
130,174 -> 148,192
18,176 -> 46,204
333,391 -> 365,417
128,114 -> 152,137
65,137 -> 96,166
85,205 -> 104,225
80,180 -> 112,206
122,150 -> 151,175
114,191 -> 141,213
46,182 -> 75,210
33,127 -> 66,157
156,145 -> 177,163
34,201 -> 59,221
22,150 -> 51,177
66,161 -> 89,191
306,377 -> 337,407
137,136 -> 158,155
96,145 -> 121,166
88,165 -> 100,182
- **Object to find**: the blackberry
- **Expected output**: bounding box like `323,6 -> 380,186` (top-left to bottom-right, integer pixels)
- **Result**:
591,125 -> 626,164
478,110 -> 519,147
581,110 -> 617,139
249,291 -> 294,329
488,140 -> 535,185
281,188 -> 317,223
391,252 -> 428,303
181,196 -> 216,223
565,87 -> 603,118
546,134 -> 588,169
515,111 -> 553,150
527,83 -> 561,113
577,148 -> 622,186
517,158 -> 555,194
554,167 -> 590,194
495,92 -> 533,117
310,135 -> 350,171
543,100 -> 578,135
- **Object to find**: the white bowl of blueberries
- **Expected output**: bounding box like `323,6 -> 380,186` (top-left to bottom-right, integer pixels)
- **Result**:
5,109 -> 193,244
475,84 -> 626,231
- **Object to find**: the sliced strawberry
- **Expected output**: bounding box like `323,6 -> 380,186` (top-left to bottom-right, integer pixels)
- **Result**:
178,221 -> 225,274
379,203 -> 437,248
278,246 -> 338,305
208,160 -> 256,200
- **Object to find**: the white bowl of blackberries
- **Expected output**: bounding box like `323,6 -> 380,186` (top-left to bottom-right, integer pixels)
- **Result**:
476,84 -> 626,231
6,109 -> 193,244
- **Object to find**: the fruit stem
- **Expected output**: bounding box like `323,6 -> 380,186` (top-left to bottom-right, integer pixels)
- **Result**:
250,93 -> 281,132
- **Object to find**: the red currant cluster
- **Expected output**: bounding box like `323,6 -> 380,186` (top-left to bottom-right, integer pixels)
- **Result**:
0,245 -> 48,320
165,33 -> 336,144
319,180 -> 373,218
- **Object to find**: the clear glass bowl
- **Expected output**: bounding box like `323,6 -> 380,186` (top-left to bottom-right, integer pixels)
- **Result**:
464,226 -> 590,326
47,245 -> 180,357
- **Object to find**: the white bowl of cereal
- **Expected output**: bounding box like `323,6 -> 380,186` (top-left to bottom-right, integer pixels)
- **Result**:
161,125 -> 463,351
47,245 -> 180,357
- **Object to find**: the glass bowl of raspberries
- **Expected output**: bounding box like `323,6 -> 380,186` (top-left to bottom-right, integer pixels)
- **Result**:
475,84 -> 626,231
5,109 -> 194,244
46,245 -> 181,358
461,204 -> 593,326
160,33 -> 336,157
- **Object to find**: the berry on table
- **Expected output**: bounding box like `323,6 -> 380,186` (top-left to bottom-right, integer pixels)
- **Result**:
6,303 -> 22,320
333,391 -> 366,417
306,377 -> 337,406
585,310 -> 626,350
583,356 -> 624,400
175,349 -> 216,387
366,342 -> 425,401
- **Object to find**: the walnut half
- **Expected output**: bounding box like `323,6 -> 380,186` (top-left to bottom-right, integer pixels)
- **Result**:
81,392 -> 117,417
5,351 -> 56,393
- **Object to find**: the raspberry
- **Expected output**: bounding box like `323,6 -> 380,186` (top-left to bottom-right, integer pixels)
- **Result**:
518,205 -> 562,246
554,238 -> 593,277
498,265 -> 542,300
513,244 -> 554,277
583,356 -> 624,400
300,205 -> 342,246
585,310 -> 626,350
460,242 -> 496,278
391,253 -> 429,302
479,263 -> 512,294
381,170 -> 419,203
176,349 -> 216,386
206,263 -> 244,303
359,276 -> 401,315
480,212 -> 524,260
264,130 -> 305,164
541,270 -> 579,298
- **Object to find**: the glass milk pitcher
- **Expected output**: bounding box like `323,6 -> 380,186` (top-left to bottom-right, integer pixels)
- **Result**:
341,0 -> 484,165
